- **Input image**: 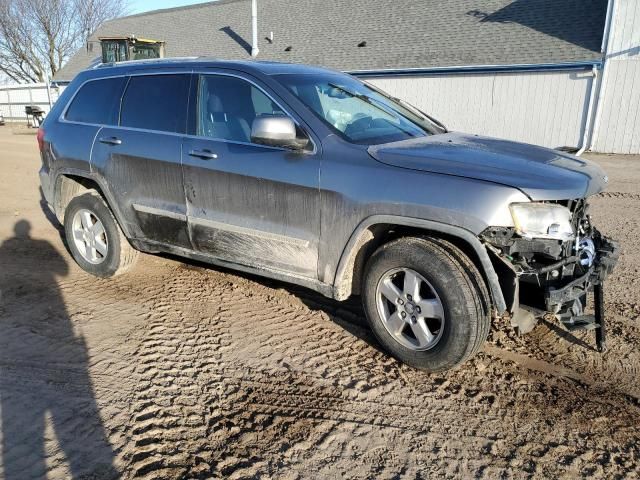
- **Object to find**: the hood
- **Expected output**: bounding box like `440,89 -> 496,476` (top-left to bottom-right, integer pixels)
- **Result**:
368,133 -> 608,200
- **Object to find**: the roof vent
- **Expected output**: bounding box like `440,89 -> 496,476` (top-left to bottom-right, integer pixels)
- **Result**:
284,46 -> 292,52
358,41 -> 367,47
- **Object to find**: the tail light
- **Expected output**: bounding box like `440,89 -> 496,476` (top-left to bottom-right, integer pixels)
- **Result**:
37,127 -> 45,152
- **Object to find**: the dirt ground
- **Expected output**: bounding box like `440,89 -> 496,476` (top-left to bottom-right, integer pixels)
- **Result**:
0,124 -> 639,479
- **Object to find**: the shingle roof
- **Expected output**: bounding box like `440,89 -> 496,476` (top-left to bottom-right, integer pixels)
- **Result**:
54,0 -> 607,82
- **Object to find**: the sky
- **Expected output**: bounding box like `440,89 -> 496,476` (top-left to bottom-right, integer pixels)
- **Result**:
128,0 -> 214,15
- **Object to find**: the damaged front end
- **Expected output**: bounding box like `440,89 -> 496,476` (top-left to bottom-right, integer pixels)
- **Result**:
481,199 -> 619,351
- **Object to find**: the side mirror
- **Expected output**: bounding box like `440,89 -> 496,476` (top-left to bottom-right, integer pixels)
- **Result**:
251,116 -> 309,150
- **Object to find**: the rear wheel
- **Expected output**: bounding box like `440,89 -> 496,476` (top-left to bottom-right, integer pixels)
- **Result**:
362,236 -> 490,371
64,192 -> 138,277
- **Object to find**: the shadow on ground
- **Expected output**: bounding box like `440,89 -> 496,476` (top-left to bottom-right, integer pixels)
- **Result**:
0,220 -> 118,479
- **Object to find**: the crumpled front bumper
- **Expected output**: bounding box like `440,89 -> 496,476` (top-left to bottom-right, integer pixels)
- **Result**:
545,234 -> 619,312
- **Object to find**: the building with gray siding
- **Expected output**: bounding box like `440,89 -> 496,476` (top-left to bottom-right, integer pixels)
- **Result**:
54,0 -> 638,153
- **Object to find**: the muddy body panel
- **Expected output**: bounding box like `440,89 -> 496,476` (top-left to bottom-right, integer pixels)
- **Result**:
181,136 -> 321,278
90,127 -> 191,248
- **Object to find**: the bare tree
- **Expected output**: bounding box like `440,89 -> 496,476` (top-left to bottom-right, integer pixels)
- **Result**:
0,0 -> 127,83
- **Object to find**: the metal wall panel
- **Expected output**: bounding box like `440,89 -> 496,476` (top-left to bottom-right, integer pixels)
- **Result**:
367,70 -> 593,149
0,83 -> 64,121
592,0 -> 640,154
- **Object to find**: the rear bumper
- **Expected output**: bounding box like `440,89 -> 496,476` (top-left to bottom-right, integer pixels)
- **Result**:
39,165 -> 53,205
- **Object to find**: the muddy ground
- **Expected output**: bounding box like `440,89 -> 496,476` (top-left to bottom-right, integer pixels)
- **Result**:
0,125 -> 638,479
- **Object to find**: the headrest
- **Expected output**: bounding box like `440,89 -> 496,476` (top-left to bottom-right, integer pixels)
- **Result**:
208,92 -> 224,113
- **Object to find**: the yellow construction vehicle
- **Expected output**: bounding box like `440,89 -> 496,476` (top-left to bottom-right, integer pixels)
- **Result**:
100,36 -> 165,63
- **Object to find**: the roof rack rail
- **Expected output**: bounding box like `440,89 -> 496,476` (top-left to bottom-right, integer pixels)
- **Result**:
94,56 -> 200,69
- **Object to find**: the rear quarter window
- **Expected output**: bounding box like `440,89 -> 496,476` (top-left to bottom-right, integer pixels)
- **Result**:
65,77 -> 126,125
120,74 -> 189,133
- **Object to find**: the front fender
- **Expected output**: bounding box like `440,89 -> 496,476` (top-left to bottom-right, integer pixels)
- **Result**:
333,214 -> 507,313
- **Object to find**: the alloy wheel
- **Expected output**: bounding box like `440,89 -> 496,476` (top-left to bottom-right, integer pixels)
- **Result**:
375,267 -> 445,350
71,208 -> 108,265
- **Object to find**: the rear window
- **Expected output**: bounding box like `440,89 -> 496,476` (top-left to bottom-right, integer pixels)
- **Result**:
120,74 -> 189,133
65,77 -> 126,125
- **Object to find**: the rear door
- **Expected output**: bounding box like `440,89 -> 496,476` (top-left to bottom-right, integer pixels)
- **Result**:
181,72 -> 321,278
91,72 -> 192,248
45,76 -> 126,193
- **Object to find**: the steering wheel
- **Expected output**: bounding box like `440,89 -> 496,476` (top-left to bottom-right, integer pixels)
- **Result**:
344,114 -> 373,137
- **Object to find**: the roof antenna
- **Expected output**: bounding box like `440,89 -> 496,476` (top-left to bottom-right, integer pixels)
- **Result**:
251,0 -> 259,57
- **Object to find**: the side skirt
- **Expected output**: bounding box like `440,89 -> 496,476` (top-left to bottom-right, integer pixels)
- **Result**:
130,238 -> 335,298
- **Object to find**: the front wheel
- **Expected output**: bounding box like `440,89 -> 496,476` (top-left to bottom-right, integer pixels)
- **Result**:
64,192 -> 139,277
362,237 -> 490,371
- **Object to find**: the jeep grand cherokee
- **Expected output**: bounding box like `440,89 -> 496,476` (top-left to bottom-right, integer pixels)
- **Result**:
38,59 -> 618,371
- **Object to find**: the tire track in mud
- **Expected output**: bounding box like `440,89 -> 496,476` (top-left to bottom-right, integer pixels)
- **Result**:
11,246 -> 639,479
112,264 -> 489,477
108,260 -> 640,478
485,302 -> 640,405
120,269 -> 228,479
596,191 -> 640,201
118,265 -> 343,478
4,246 -> 640,478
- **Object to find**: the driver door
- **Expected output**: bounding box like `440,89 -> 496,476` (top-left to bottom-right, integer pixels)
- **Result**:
181,72 -> 321,278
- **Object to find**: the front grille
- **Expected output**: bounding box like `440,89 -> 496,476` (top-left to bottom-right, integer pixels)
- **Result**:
569,199 -> 589,235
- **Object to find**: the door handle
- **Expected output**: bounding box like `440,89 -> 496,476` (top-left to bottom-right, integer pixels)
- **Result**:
99,136 -> 122,145
188,149 -> 218,160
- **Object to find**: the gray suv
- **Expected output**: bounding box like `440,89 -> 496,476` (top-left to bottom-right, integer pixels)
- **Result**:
38,59 -> 618,371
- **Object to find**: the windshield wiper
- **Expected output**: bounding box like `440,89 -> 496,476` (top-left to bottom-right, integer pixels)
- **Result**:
387,94 -> 448,133
363,81 -> 448,133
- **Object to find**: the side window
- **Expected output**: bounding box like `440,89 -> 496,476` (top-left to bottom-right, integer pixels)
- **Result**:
65,77 -> 126,125
120,74 -> 189,133
197,74 -> 285,143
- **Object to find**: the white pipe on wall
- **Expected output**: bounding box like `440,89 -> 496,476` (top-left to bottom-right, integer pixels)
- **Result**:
45,73 -> 52,109
589,0 -> 617,153
601,0 -> 615,53
251,0 -> 259,57
576,66 -> 598,156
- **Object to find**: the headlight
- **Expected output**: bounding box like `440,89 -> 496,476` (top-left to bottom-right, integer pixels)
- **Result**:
509,203 -> 574,240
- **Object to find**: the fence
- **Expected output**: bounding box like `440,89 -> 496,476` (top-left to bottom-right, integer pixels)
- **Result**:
0,83 -> 66,123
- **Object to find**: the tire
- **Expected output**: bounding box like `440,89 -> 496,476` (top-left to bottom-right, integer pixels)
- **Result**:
64,192 -> 139,277
362,236 -> 490,372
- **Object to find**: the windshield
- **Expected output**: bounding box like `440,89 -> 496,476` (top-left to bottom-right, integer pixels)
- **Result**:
276,73 -> 445,145
132,43 -> 162,60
